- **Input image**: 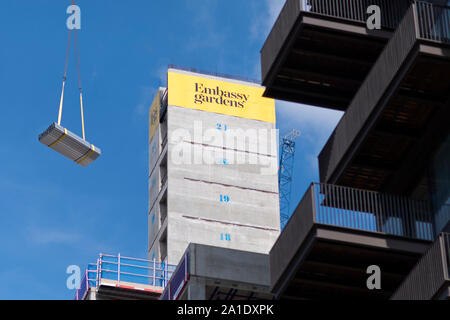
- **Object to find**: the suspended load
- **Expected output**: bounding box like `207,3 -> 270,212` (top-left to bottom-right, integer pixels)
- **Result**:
39,0 -> 101,167
39,123 -> 101,167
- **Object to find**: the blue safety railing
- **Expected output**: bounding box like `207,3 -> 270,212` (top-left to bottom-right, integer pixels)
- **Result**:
74,263 -> 98,300
416,1 -> 450,44
312,183 -> 434,241
74,254 -> 176,300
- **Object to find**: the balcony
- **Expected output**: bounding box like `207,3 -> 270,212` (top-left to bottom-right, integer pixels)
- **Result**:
74,254 -> 176,300
318,1 -> 450,193
392,233 -> 450,300
270,183 -> 433,299
261,0 -> 412,110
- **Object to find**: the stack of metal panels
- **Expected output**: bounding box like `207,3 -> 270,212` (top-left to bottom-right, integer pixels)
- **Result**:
39,123 -> 101,167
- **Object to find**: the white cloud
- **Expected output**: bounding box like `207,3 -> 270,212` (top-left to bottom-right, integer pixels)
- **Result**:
134,86 -> 155,117
238,0 -> 345,177
251,0 -> 285,41
277,100 -> 344,161
250,1 -> 344,166
266,0 -> 285,27
277,100 -> 343,131
26,225 -> 114,255
248,0 -> 285,79
156,65 -> 168,85
27,226 -> 83,245
183,1 -> 227,53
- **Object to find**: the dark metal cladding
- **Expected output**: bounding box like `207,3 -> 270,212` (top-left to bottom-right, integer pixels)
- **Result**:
318,3 -> 450,193
392,232 -> 450,300
260,0 -> 413,110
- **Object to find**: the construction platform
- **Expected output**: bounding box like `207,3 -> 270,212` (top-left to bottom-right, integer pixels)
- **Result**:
74,254 -> 176,300
161,244 -> 273,300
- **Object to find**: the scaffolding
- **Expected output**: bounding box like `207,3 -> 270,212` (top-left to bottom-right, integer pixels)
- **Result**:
74,253 -> 176,300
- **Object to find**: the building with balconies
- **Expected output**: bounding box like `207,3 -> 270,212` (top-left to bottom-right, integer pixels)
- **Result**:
74,0 -> 449,301
261,0 -> 450,299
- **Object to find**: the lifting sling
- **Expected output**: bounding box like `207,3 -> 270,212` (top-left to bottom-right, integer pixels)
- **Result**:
39,0 -> 101,167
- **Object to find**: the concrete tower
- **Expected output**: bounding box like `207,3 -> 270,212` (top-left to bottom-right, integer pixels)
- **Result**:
148,68 -> 280,266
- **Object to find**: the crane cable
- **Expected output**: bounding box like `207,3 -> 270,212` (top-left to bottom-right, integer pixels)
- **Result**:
57,0 -> 86,140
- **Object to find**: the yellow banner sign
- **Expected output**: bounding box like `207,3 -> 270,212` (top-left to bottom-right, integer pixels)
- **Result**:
168,71 -> 275,123
149,90 -> 160,142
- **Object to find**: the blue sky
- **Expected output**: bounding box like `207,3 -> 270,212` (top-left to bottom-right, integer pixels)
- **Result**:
0,0 -> 342,299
